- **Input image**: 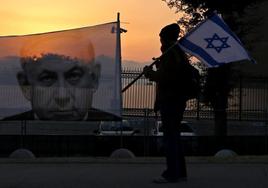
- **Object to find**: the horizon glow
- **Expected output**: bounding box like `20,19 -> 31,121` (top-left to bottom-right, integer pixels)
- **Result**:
0,0 -> 181,64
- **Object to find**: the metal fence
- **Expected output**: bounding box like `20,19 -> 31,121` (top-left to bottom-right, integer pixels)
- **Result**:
122,68 -> 268,122
0,68 -> 267,157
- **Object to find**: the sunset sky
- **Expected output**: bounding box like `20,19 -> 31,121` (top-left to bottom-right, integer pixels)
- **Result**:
0,0 -> 181,64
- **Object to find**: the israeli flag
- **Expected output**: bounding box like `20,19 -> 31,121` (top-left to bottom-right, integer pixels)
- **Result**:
179,12 -> 255,67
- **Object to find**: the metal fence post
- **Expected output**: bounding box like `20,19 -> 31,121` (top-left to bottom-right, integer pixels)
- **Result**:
143,108 -> 150,156
197,98 -> 200,120
20,120 -> 27,148
239,75 -> 243,121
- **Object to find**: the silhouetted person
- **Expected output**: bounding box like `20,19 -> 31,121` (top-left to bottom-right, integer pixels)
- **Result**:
143,23 -> 190,183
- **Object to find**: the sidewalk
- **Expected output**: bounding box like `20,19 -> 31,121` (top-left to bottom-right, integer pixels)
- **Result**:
0,157 -> 267,188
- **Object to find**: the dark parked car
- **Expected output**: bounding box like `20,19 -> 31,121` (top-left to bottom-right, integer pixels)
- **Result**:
95,120 -> 138,136
152,120 -> 196,136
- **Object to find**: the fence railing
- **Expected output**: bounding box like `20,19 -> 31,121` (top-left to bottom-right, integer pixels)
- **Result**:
122,68 -> 268,122
0,68 -> 267,157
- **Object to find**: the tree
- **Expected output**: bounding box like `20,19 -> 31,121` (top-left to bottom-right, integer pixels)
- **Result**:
162,0 -> 265,138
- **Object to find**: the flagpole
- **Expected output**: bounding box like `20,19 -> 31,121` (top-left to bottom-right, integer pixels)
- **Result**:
116,12 -> 123,117
121,41 -> 179,93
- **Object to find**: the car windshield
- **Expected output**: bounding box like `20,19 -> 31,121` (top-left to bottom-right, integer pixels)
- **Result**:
180,123 -> 194,132
100,120 -> 132,131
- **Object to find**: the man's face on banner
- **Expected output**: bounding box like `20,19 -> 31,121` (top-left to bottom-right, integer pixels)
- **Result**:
18,54 -> 100,120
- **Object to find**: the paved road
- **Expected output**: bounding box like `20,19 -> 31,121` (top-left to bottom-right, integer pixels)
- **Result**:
0,158 -> 267,188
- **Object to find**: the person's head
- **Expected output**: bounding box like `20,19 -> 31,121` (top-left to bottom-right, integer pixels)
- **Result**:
159,23 -> 180,48
17,37 -> 100,120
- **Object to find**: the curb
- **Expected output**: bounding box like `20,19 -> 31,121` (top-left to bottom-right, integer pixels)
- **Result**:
0,156 -> 268,164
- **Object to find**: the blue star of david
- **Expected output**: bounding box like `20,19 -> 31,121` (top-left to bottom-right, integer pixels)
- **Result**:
204,33 -> 230,53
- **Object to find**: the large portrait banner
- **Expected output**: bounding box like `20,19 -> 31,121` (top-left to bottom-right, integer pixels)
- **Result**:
0,22 -> 122,121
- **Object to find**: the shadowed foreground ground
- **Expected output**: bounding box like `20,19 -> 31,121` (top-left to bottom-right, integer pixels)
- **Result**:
0,157 -> 267,188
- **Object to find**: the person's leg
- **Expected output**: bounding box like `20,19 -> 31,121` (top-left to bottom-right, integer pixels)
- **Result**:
176,100 -> 187,178
161,127 -> 180,181
177,130 -> 187,178
159,100 -> 187,181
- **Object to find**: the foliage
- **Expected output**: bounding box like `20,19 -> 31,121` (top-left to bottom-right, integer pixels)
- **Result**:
163,0 -> 265,40
162,0 -> 265,136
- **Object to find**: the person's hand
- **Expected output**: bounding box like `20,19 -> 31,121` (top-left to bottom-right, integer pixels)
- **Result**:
143,65 -> 153,78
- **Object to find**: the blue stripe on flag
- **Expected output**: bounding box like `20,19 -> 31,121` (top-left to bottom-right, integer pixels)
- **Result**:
179,38 -> 222,67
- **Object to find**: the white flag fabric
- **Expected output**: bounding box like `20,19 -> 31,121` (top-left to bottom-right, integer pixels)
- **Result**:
0,22 -> 122,121
179,12 -> 255,67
